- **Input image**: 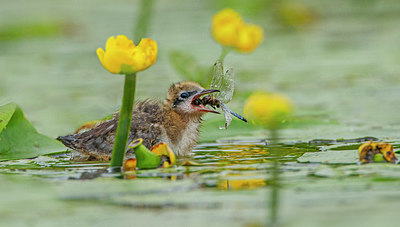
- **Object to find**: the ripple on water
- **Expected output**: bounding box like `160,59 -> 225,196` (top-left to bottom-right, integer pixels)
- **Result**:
0,139 -> 323,188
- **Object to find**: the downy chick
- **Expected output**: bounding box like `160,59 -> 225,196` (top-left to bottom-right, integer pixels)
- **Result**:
58,81 -> 219,161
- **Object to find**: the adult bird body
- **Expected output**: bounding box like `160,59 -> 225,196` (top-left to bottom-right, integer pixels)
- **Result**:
58,81 -> 219,161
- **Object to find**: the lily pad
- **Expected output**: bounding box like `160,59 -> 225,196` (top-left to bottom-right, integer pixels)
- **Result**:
297,150 -> 358,164
0,103 -> 66,161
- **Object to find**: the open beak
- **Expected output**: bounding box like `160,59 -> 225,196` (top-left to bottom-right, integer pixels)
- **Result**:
191,89 -> 220,114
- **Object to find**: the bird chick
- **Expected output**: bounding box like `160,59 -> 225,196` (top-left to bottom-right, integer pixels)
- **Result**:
58,81 -> 219,161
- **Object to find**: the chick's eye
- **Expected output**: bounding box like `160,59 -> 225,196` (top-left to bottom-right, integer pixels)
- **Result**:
180,92 -> 189,99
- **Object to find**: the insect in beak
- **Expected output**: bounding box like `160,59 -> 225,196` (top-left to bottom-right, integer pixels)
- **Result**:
191,89 -> 220,113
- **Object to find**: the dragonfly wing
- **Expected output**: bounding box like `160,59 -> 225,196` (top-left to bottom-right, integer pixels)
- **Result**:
220,103 -> 232,130
215,68 -> 234,104
210,61 -> 224,91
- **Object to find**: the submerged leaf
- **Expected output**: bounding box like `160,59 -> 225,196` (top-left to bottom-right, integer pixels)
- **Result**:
0,103 -> 66,161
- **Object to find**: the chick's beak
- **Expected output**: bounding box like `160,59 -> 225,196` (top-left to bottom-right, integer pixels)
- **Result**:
191,89 -> 220,114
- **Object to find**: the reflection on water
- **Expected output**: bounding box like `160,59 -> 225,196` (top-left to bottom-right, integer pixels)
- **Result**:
0,139 -> 321,186
3,137 -> 387,187
1,138 -> 400,227
217,178 -> 266,190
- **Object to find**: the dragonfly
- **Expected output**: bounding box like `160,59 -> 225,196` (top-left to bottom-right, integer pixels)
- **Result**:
201,61 -> 247,129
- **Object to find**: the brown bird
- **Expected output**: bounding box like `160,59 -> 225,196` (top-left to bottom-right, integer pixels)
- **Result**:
58,81 -> 219,161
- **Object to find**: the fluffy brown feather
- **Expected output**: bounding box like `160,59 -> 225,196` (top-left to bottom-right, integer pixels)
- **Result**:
58,81 -> 208,161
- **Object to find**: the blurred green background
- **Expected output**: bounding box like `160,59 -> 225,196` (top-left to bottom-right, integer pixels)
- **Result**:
2,1 -> 400,227
1,0 -> 400,141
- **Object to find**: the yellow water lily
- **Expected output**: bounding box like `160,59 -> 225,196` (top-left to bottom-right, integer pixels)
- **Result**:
212,8 -> 264,53
151,143 -> 176,168
123,158 -> 137,172
96,35 -> 157,74
236,24 -> 264,52
212,9 -> 244,47
358,141 -> 397,164
244,92 -> 293,129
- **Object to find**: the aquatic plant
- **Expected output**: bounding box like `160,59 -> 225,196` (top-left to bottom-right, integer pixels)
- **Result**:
96,35 -> 158,168
212,8 -> 264,61
244,92 -> 293,130
243,91 -> 294,226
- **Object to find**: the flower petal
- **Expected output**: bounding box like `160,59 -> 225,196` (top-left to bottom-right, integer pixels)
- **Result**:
244,92 -> 292,129
132,38 -> 158,72
97,35 -> 157,74
236,24 -> 264,52
96,48 -> 106,67
212,8 -> 244,46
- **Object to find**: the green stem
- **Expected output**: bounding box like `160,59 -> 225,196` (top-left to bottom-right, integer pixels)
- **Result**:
270,160 -> 279,226
270,129 -> 279,145
133,0 -> 154,44
218,47 -> 230,63
269,129 -> 279,227
110,73 -> 137,168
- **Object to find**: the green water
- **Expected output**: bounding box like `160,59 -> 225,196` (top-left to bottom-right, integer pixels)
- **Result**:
1,0 -> 400,226
1,138 -> 400,226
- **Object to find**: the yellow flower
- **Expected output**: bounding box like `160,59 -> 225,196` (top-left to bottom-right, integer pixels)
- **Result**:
236,24 -> 264,52
150,143 -> 176,168
278,1 -> 316,28
244,92 -> 293,129
212,9 -> 244,46
358,141 -> 397,164
96,35 -> 157,74
212,8 -> 264,53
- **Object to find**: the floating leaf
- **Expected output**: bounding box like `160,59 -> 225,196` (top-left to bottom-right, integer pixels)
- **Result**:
297,150 -> 358,164
0,103 -> 66,161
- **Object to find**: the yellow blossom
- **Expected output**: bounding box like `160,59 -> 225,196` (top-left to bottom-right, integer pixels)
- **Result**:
212,9 -> 244,46
278,1 -> 316,28
212,8 -> 264,53
96,35 -> 157,74
236,24 -> 264,52
151,143 -> 176,168
358,141 -> 397,164
123,158 -> 137,172
244,92 -> 293,129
